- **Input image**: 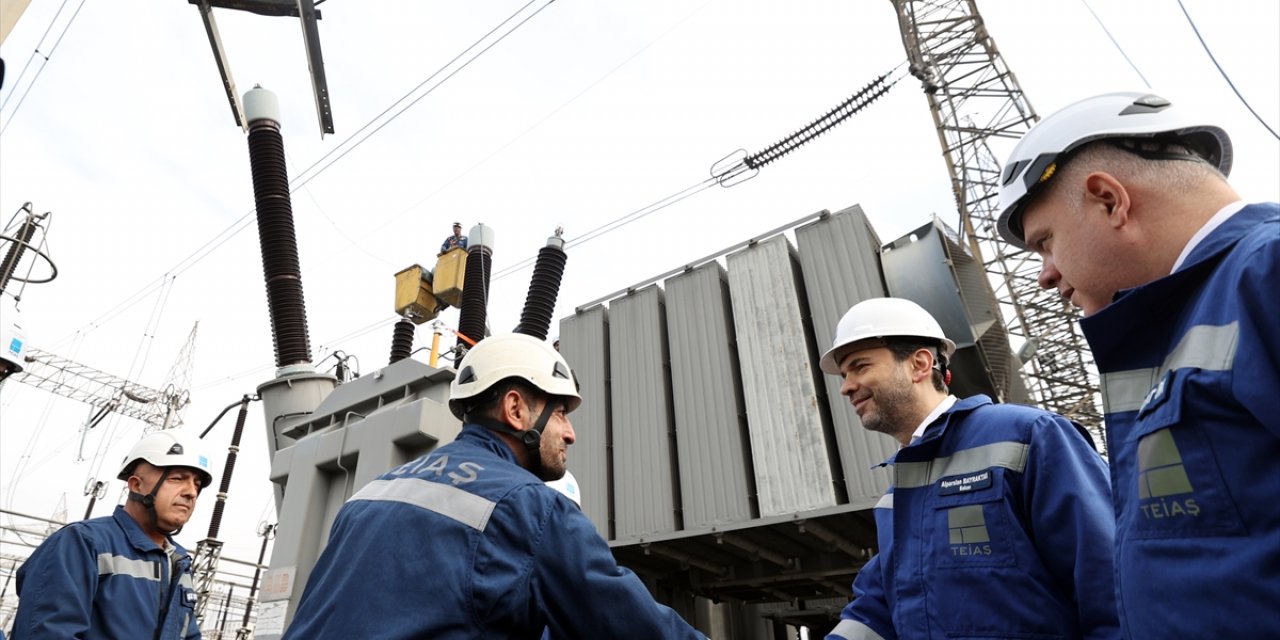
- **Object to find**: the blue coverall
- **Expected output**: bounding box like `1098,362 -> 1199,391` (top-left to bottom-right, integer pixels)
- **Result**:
13,506 -> 201,640
828,395 -> 1119,639
1080,202 -> 1280,639
284,424 -> 706,639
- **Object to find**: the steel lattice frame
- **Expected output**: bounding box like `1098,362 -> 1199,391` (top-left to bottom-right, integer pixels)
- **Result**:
891,0 -> 1104,446
12,347 -> 187,429
193,538 -> 225,627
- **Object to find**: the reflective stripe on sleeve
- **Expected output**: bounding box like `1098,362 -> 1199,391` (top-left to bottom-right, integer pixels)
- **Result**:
874,493 -> 893,510
1101,322 -> 1239,413
179,573 -> 194,589
895,441 -> 1028,489
97,553 -> 159,581
829,618 -> 886,640
351,478 -> 496,531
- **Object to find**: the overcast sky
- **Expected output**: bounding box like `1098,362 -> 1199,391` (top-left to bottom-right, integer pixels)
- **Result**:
1,0 -> 1277,570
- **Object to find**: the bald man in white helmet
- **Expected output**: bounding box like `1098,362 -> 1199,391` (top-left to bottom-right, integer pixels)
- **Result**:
997,91 -> 1280,639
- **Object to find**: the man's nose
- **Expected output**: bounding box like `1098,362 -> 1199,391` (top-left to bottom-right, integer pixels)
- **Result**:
840,376 -> 858,397
562,421 -> 576,445
1038,255 -> 1061,290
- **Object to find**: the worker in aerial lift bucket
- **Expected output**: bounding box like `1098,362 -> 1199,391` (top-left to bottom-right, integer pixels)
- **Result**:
997,91 -> 1280,639
822,298 -> 1118,640
440,221 -> 468,254
13,429 -> 213,640
284,333 -> 708,639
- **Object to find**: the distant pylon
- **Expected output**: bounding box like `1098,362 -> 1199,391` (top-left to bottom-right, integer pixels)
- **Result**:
158,322 -> 199,429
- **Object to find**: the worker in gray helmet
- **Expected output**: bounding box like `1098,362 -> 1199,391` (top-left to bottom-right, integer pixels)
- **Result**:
823,298 -> 1116,640
13,429 -> 213,639
285,333 -> 708,639
996,91 -> 1280,639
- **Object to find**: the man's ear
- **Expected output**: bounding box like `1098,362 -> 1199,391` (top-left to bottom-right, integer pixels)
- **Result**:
500,390 -> 528,431
126,464 -> 150,493
1084,171 -> 1131,230
910,349 -> 934,384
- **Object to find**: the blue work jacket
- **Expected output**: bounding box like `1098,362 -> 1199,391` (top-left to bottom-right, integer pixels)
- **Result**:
1080,202 -> 1280,639
829,395 -> 1118,640
13,506 -> 201,640
284,424 -> 706,639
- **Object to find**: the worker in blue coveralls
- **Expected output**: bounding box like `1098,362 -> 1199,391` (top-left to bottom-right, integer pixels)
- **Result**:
441,221 -> 468,254
283,333 -> 708,639
13,429 -> 213,640
822,298 -> 1118,640
997,91 -> 1280,639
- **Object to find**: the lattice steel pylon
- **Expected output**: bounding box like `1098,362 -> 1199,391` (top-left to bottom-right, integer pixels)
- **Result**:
890,0 -> 1104,447
12,323 -> 198,430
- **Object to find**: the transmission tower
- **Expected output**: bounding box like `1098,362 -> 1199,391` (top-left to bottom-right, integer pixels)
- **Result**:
13,329 -> 195,430
890,0 -> 1103,445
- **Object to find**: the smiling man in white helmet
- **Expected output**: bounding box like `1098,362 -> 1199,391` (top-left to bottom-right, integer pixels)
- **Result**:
822,298 -> 1116,640
285,333 -> 707,639
997,91 -> 1280,639
13,429 -> 213,639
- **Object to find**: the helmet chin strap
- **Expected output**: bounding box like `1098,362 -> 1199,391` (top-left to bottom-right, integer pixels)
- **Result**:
127,467 -> 185,537
468,401 -> 560,481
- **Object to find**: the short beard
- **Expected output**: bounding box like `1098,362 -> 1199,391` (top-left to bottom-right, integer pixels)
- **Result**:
861,366 -> 916,442
536,446 -> 565,482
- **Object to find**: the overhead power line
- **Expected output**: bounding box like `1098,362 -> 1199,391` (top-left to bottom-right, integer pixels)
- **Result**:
0,0 -> 89,136
1175,0 -> 1279,141
1078,0 -> 1151,89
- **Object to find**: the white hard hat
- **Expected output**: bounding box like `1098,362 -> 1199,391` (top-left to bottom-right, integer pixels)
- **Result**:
819,298 -> 956,375
117,429 -> 214,490
997,91 -> 1232,250
545,469 -> 581,508
449,333 -> 581,420
0,297 -> 27,379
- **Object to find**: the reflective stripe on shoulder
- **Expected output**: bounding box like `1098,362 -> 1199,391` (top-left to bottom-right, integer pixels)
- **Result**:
895,441 -> 1028,489
351,478 -> 496,531
874,493 -> 893,510
830,618 -> 886,640
97,553 -> 159,581
1101,322 -> 1239,413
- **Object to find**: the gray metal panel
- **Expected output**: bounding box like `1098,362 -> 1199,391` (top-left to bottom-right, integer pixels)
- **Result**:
664,262 -> 756,528
795,205 -> 898,501
726,236 -> 840,516
606,288 -> 680,537
935,222 -> 1023,403
880,219 -> 1014,402
608,285 -> 680,537
557,306 -> 612,537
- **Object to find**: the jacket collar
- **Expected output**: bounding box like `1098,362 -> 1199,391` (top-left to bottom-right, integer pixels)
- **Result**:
459,422 -> 522,466
111,504 -> 182,556
1173,202 -> 1277,275
881,394 -> 993,465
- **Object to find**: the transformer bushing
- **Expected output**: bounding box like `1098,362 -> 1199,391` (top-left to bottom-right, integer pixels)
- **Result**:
515,230 -> 567,341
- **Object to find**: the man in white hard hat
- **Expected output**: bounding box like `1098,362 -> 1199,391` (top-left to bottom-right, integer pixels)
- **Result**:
285,333 -> 707,639
13,429 -> 213,639
440,221 -> 468,254
996,91 -> 1280,639
822,298 -> 1117,640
